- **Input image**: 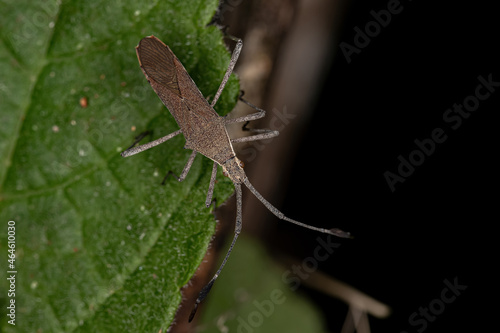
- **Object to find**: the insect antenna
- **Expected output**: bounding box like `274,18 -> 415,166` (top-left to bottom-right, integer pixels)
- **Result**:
242,177 -> 351,238
189,182 -> 243,322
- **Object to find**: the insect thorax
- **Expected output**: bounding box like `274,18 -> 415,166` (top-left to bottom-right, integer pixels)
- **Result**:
183,118 -> 235,165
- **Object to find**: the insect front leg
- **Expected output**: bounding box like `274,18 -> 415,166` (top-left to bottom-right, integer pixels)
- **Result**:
205,162 -> 218,208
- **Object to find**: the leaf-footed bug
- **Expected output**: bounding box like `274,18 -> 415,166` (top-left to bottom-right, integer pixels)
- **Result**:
121,35 -> 351,322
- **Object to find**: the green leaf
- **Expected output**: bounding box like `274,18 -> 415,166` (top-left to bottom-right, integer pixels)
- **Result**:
0,0 -> 238,332
198,236 -> 328,333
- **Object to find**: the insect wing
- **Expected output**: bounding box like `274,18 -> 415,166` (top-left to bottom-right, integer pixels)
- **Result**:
136,36 -> 219,133
136,36 -> 181,96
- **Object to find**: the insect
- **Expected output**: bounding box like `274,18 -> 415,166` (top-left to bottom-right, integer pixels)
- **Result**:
121,35 -> 351,322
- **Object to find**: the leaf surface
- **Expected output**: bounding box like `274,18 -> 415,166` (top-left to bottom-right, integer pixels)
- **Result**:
0,1 -> 238,331
198,236 -> 328,333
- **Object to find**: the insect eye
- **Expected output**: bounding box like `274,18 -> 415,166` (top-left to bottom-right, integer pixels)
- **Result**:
239,161 -> 245,168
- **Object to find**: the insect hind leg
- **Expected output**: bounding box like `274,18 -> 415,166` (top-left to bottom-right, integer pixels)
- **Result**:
211,33 -> 242,107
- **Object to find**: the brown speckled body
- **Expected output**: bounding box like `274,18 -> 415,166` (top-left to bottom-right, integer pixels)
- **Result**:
136,36 -> 246,184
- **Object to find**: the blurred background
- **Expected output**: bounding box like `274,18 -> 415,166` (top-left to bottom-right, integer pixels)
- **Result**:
174,0 -> 498,332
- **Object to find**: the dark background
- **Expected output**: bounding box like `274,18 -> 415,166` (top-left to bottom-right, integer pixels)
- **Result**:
279,1 -> 498,332
177,0 -> 499,332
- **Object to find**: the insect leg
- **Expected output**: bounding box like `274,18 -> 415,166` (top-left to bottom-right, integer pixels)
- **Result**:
242,177 -> 352,238
161,150 -> 197,184
205,162 -> 218,207
211,35 -> 243,107
123,131 -> 152,151
121,129 -> 182,158
231,130 -> 279,143
189,182 -> 243,322
224,92 -> 267,124
227,94 -> 280,142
